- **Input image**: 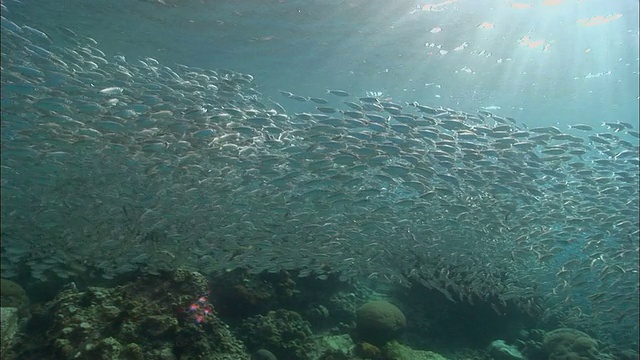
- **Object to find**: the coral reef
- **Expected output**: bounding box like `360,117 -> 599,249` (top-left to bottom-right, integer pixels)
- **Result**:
1,267 -> 627,360
6,269 -> 250,360
355,301 -> 406,345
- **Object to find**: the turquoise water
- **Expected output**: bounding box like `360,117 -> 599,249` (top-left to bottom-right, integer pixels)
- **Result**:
1,0 -> 638,352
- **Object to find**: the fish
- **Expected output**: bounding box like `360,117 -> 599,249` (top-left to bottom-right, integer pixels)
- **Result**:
309,97 -> 329,104
343,101 -> 363,111
99,86 -> 124,95
316,106 -> 337,114
359,97 -> 380,103
327,89 -> 350,97
569,124 -> 594,131
602,122 -> 626,132
290,94 -> 309,102
1,10 -> 637,351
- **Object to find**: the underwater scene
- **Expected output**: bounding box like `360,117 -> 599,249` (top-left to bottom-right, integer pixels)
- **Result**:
1,0 -> 638,359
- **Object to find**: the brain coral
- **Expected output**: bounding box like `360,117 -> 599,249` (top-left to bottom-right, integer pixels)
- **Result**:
355,300 -> 406,345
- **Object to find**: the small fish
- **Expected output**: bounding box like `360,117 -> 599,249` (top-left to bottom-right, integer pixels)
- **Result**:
362,102 -> 384,112
341,110 -> 365,119
21,25 -> 53,44
327,89 -> 350,97
602,122 -> 625,132
617,121 -> 635,129
295,112 -> 314,120
588,135 -> 610,144
568,124 -> 593,131
359,97 -> 379,103
269,100 -> 287,113
309,97 -> 329,104
365,113 -> 388,123
529,126 -> 562,135
343,101 -> 363,111
384,106 -> 402,115
316,106 -> 337,114
99,87 -> 124,95
289,94 -> 309,102
626,130 -> 639,138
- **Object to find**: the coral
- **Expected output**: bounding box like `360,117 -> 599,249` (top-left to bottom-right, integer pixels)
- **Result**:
543,328 -> 600,360
381,341 -> 449,360
7,269 -> 250,360
238,309 -> 313,359
1,279 -> 30,317
355,301 -> 406,345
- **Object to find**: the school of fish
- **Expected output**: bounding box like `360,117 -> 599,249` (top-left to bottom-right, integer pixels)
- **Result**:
1,6 -> 638,348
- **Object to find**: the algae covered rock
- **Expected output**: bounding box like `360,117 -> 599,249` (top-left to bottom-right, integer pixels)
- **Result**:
355,300 -> 406,345
543,328 -> 599,360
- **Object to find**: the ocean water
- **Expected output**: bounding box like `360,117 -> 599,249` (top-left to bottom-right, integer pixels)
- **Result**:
1,0 -> 639,354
